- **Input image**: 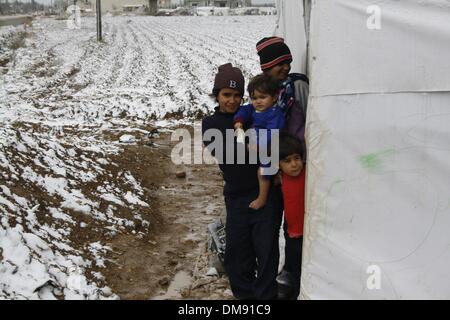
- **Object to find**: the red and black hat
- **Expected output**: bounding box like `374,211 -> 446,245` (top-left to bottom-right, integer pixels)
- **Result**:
256,37 -> 292,71
212,63 -> 245,97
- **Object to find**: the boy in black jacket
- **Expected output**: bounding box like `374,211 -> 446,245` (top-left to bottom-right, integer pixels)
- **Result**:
202,63 -> 283,300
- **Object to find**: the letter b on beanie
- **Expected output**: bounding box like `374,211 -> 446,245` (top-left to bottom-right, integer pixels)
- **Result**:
212,63 -> 245,97
256,37 -> 292,71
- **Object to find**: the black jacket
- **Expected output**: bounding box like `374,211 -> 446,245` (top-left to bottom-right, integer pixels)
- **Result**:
202,107 -> 259,196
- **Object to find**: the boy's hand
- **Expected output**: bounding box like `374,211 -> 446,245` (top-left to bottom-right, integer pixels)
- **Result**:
249,197 -> 266,210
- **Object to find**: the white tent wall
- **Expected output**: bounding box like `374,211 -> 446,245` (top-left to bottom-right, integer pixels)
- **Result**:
309,0 -> 450,96
303,93 -> 450,299
298,0 -> 450,299
274,0 -> 308,74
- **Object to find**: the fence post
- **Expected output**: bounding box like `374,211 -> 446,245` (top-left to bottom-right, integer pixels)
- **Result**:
96,0 -> 102,41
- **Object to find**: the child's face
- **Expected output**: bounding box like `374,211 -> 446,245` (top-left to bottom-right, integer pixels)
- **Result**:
279,153 -> 303,177
250,89 -> 278,112
266,62 -> 291,82
217,88 -> 242,114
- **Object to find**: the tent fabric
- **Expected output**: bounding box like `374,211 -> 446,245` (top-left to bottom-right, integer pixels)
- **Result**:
298,0 -> 450,299
303,92 -> 450,299
309,0 -> 450,97
274,0 -> 307,74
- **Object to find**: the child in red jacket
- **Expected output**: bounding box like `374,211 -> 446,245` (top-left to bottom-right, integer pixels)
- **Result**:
279,133 -> 305,238
277,133 -> 306,299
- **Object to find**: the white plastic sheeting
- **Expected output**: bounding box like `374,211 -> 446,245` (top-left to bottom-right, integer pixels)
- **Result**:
304,93 -> 450,299
309,0 -> 450,97
296,0 -> 450,299
274,0 -> 307,74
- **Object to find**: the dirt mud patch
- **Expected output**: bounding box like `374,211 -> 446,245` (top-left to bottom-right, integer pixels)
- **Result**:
101,125 -> 233,300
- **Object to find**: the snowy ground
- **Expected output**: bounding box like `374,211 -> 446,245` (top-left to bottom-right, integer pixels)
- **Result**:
0,15 -> 275,299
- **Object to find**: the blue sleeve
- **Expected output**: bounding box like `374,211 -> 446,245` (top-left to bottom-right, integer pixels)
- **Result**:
261,109 -> 286,146
234,104 -> 254,125
265,109 -> 286,130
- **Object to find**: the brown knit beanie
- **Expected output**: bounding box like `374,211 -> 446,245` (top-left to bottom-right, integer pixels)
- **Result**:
212,63 -> 245,97
256,37 -> 292,71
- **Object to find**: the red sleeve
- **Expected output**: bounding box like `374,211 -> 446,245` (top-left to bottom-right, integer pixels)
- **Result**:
281,170 -> 305,238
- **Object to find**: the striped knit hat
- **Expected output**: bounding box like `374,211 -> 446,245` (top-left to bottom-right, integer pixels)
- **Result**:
256,37 -> 292,71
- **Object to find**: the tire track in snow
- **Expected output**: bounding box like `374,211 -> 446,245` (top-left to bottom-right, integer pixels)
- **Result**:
134,18 -> 189,117
142,18 -> 251,114
113,22 -> 144,88
138,18 -> 221,115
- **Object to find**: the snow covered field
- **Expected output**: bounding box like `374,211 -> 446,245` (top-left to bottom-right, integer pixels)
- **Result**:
0,15 -> 275,299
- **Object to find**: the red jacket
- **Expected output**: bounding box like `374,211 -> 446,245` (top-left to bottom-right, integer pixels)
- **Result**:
281,169 -> 305,238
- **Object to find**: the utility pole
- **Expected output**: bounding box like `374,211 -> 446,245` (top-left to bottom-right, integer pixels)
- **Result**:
96,0 -> 102,41
148,0 -> 157,15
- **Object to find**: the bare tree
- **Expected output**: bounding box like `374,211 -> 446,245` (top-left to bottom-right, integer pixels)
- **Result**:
148,0 -> 157,15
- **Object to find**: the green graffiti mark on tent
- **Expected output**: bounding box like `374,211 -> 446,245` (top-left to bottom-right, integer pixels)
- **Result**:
358,149 -> 396,172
